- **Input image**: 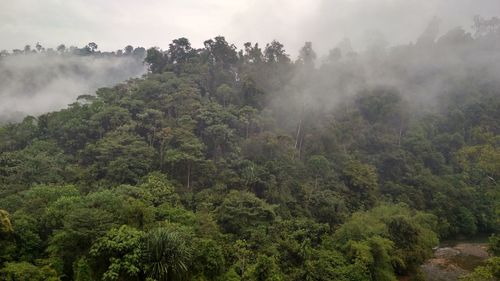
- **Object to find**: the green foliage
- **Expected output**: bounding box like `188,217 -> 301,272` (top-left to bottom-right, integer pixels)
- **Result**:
0,140 -> 70,186
0,209 -> 13,234
142,228 -> 191,281
73,257 -> 93,281
460,257 -> 500,281
489,234 -> 500,257
0,261 -> 59,281
191,238 -> 225,280
333,204 -> 438,278
84,131 -> 155,184
1,32 -> 499,281
245,255 -> 284,281
140,172 -> 180,206
89,225 -> 144,280
216,191 -> 275,237
340,159 -> 379,209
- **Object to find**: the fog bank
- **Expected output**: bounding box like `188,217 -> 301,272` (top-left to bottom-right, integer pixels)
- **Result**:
0,53 -> 146,122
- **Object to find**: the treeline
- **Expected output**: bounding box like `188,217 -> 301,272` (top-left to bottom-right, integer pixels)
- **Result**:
0,42 -> 146,58
0,17 -> 499,281
0,42 -> 147,123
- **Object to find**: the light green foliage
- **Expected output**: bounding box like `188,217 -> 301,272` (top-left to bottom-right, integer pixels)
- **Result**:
0,209 -> 13,234
456,143 -> 500,182
0,261 -> 59,281
333,204 -> 438,278
460,257 -> 500,281
0,209 -> 15,264
489,234 -> 500,257
460,234 -> 500,280
89,225 -> 144,280
140,172 -> 180,206
73,257 -> 93,281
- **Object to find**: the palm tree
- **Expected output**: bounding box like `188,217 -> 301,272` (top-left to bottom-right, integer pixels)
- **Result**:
142,228 -> 191,281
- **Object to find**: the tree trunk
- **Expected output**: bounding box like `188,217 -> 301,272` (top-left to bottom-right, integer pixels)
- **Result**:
298,132 -> 304,160
295,118 -> 302,150
187,162 -> 191,191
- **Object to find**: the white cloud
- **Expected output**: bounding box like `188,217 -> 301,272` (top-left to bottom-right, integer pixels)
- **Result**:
0,0 -> 499,55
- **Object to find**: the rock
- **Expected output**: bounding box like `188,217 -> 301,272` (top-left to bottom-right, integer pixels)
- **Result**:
421,243 -> 490,281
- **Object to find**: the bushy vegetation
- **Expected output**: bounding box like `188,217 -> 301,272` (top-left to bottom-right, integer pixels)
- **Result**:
1,17 -> 499,281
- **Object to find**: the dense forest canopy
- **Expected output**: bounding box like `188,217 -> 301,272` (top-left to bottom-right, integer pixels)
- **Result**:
0,16 -> 499,281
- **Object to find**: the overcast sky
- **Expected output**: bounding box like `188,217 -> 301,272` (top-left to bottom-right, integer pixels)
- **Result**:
1,0 -> 500,56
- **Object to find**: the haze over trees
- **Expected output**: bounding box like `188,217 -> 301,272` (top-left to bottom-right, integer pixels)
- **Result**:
0,43 -> 147,123
0,16 -> 499,281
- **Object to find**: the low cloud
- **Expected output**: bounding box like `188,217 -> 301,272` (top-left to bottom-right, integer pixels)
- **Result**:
0,52 -> 146,122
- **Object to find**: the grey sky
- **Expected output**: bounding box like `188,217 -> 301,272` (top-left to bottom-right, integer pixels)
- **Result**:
1,0 -> 500,55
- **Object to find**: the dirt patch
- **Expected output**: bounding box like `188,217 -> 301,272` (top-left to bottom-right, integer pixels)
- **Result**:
454,243 -> 489,259
422,243 -> 490,281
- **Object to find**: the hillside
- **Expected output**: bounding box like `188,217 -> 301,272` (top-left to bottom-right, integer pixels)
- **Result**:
0,18 -> 499,281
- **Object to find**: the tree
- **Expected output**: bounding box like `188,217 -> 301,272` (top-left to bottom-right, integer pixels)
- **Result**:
73,257 -> 93,281
246,255 -> 284,281
216,191 -> 275,237
472,15 -> 500,38
297,42 -> 316,66
140,172 -> 180,207
0,209 -> 13,235
307,189 -> 347,226
56,44 -> 66,53
89,225 -> 144,281
124,45 -> 134,55
145,47 -> 167,73
203,36 -> 238,69
340,159 -> 379,209
133,47 -> 146,58
0,140 -> 70,186
264,41 -> 290,64
164,127 -> 205,191
142,228 -> 191,281
242,42 -> 263,64
489,235 -> 500,257
0,209 -> 15,265
333,204 -> 438,280
87,42 -> 98,53
0,262 -> 59,281
307,155 -> 330,189
191,238 -> 225,280
84,131 -> 155,184
35,42 -> 44,52
168,37 -> 196,65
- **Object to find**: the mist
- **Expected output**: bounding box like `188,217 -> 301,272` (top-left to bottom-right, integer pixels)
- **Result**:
0,51 -> 146,122
2,0 -> 500,56
266,15 -> 500,132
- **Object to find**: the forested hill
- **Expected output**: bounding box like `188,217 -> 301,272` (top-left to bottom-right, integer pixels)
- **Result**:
0,18 -> 499,281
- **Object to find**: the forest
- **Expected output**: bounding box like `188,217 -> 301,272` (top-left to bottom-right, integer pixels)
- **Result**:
0,16 -> 499,281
